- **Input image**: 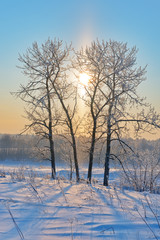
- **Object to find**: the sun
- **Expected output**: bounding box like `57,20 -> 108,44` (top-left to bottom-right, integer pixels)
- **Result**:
79,73 -> 90,86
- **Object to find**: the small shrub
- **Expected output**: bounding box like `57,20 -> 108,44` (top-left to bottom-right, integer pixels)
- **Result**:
27,169 -> 37,183
0,169 -> 6,178
9,167 -> 25,182
120,149 -> 160,193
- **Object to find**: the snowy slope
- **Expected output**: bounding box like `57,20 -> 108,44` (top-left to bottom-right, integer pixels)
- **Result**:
0,162 -> 160,240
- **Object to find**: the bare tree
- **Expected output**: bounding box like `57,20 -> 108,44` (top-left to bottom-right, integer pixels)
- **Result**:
101,40 -> 160,186
14,38 -> 80,181
76,40 -> 160,185
14,39 -> 69,178
75,41 -> 110,182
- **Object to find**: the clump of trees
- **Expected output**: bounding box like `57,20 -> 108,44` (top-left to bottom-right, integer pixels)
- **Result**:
14,38 -> 160,186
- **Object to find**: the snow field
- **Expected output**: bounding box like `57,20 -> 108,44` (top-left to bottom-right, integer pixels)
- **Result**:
0,163 -> 160,239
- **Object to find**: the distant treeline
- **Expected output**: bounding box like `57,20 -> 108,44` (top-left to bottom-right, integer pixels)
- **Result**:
0,134 -> 160,164
0,134 -> 36,161
0,134 -> 90,164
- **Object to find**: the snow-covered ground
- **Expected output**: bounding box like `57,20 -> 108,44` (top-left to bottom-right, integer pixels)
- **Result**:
0,161 -> 160,240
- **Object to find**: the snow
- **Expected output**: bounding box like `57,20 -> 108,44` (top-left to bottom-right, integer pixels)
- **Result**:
0,161 -> 160,239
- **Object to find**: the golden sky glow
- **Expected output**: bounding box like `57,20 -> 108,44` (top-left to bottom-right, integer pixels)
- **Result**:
0,1 -> 160,140
0,95 -> 28,134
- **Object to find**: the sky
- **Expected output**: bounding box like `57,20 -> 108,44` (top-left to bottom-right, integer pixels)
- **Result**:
0,0 -> 160,138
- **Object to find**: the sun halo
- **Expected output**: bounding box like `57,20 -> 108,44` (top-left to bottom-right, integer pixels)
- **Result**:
79,73 -> 90,86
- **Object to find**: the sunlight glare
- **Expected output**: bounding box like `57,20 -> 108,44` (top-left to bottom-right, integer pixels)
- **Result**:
79,73 -> 90,86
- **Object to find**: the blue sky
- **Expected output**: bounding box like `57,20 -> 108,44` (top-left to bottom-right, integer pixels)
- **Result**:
0,0 -> 160,136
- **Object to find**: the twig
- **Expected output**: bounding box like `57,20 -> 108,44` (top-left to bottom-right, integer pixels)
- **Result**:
29,182 -> 43,203
57,178 -> 68,204
100,226 -> 115,234
135,206 -> 158,240
140,199 -> 147,218
145,195 -> 160,229
5,204 -> 24,240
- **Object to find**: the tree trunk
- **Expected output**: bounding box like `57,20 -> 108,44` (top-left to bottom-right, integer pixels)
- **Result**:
49,130 -> 56,179
69,154 -> 73,181
104,104 -> 112,186
47,78 -> 56,179
103,132 -> 111,186
70,128 -> 79,182
87,120 -> 96,183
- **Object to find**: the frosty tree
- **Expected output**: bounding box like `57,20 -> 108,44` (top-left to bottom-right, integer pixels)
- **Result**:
75,42 -> 110,183
14,38 -> 160,185
76,40 -> 160,186
14,39 -> 80,181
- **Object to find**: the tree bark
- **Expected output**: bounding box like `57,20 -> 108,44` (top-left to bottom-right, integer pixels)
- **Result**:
71,131 -> 79,182
47,78 -> 56,179
87,119 -> 96,183
103,131 -> 111,186
104,104 -> 112,186
49,126 -> 56,179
